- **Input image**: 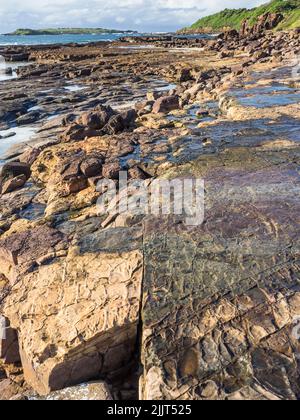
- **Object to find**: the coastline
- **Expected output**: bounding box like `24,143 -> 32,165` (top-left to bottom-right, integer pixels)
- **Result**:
0,28 -> 300,400
0,32 -> 214,47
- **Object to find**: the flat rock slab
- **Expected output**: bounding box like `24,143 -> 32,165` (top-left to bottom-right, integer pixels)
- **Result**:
3,246 -> 143,395
29,381 -> 113,400
0,225 -> 68,284
140,150 -> 300,400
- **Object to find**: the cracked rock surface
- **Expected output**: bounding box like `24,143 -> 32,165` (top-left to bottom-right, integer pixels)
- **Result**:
0,29 -> 300,399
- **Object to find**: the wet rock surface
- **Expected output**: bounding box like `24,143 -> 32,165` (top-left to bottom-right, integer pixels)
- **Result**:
0,29 -> 300,399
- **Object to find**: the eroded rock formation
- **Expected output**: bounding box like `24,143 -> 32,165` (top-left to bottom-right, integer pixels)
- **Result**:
0,29 -> 300,400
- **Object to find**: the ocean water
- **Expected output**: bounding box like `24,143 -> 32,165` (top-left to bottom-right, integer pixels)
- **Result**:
0,32 -> 212,46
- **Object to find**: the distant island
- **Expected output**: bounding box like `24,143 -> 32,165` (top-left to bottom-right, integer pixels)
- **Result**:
180,0 -> 300,33
4,28 -> 138,36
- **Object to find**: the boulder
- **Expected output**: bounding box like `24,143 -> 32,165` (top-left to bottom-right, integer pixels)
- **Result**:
19,148 -> 42,166
81,112 -> 105,130
240,13 -> 284,37
185,83 -> 203,99
128,166 -> 151,180
80,106 -> 114,130
120,109 -> 137,128
218,50 -> 233,59
80,157 -> 103,178
61,124 -> 97,142
253,50 -> 270,61
219,29 -> 239,41
30,381 -> 113,400
65,176 -> 88,195
6,53 -> 29,62
1,175 -> 27,195
179,68 -> 193,82
102,161 -> 121,180
152,95 -> 180,114
4,67 -> 13,76
0,162 -> 31,180
135,101 -> 154,116
0,225 -> 68,284
0,162 -> 31,196
60,159 -> 82,181
105,114 -> 125,134
3,237 -> 143,395
16,111 -> 41,125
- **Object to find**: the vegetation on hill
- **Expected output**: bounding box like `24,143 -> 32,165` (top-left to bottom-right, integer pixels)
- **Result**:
181,0 -> 300,33
5,28 -> 137,36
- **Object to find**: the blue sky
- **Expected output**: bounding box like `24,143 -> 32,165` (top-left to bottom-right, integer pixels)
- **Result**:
0,0 -> 268,33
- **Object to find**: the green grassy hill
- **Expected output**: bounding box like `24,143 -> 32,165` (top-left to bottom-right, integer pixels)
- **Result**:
181,0 -> 300,33
5,28 -> 137,36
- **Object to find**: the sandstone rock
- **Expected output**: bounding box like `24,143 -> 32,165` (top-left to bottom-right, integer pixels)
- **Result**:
128,166 -> 151,180
152,95 -> 180,114
185,83 -> 203,99
240,13 -> 284,37
137,114 -> 174,129
0,27 -> 300,402
1,175 -> 27,195
3,242 -> 143,395
60,159 -> 81,181
196,109 -> 209,118
19,148 -> 42,166
121,109 -> 137,128
218,50 -> 233,59
218,29 -> 239,42
0,225 -> 68,284
6,53 -> 29,62
81,112 -> 105,130
80,106 -> 114,130
105,114 -> 125,134
80,157 -> 103,178
4,67 -> 13,76
253,50 -> 269,61
65,176 -> 88,195
62,124 -> 97,142
139,147 -> 300,400
0,162 -> 31,181
102,161 -> 121,180
17,111 -> 41,125
88,176 -> 104,188
30,381 -> 113,400
177,68 -> 193,82
0,273 -> 8,293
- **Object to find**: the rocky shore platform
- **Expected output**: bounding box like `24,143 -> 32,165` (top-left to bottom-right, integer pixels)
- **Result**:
0,28 -> 300,400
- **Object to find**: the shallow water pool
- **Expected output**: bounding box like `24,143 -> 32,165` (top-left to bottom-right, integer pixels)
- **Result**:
0,126 -> 36,162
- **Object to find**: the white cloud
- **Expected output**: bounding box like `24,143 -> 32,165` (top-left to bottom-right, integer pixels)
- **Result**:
116,17 -> 126,24
0,0 -> 268,33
